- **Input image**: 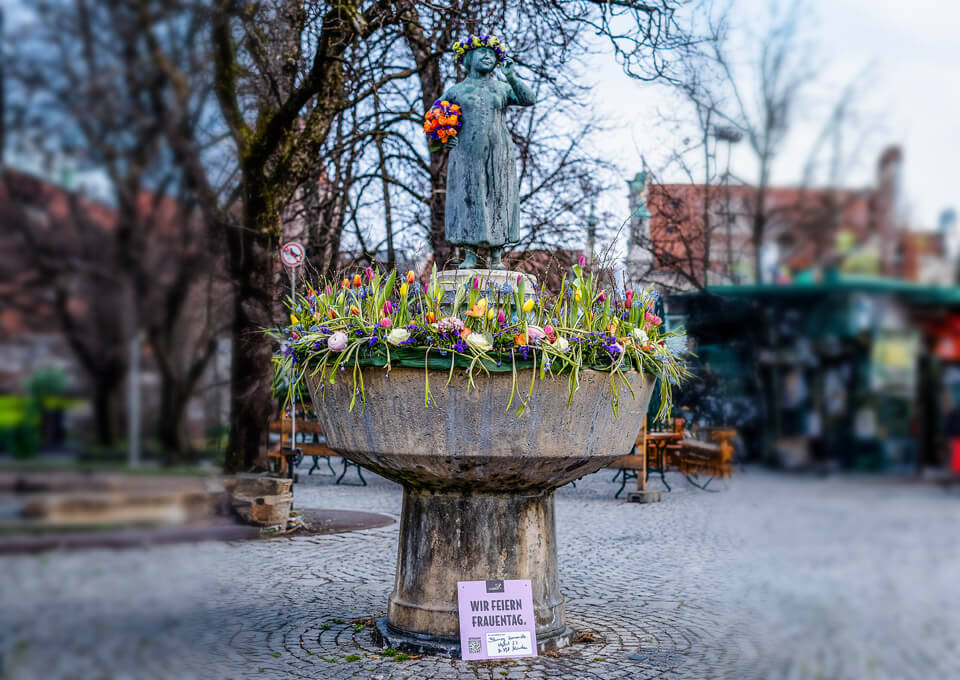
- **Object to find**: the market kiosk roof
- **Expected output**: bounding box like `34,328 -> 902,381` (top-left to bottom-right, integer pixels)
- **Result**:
685,273 -> 960,307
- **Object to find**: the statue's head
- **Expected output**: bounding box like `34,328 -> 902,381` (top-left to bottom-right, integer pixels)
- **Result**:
453,34 -> 507,73
465,47 -> 497,75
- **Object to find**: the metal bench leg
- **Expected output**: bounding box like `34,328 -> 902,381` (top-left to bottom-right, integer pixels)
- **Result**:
685,474 -> 717,491
659,467 -> 671,492
326,457 -> 336,475
615,470 -> 634,499
308,456 -> 320,475
336,459 -> 349,485
611,469 -> 623,483
357,466 -> 367,486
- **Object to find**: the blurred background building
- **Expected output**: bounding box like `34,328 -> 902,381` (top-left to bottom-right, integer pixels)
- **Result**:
620,146 -> 960,473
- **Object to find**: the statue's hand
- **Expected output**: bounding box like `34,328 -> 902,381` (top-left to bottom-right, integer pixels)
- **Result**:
501,56 -> 514,77
446,135 -> 460,149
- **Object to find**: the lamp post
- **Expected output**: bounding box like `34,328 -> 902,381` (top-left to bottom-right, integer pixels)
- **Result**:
713,126 -> 743,282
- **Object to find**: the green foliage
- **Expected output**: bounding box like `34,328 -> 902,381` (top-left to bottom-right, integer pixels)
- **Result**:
1,368 -> 71,459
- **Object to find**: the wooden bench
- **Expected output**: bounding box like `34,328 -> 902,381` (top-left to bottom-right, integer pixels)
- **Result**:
267,414 -> 367,485
666,429 -> 735,490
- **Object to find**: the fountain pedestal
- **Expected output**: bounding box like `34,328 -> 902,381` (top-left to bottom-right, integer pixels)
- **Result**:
306,366 -> 654,655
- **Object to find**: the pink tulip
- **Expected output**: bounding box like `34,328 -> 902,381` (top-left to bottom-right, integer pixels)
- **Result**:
380,317 -> 392,328
472,276 -> 480,290
497,309 -> 506,324
578,255 -> 586,267
527,326 -> 546,342
383,300 -> 393,315
325,285 -> 333,296
598,290 -> 607,303
625,290 -> 634,309
365,267 -> 375,282
544,324 -> 555,338
327,331 -> 347,352
291,332 -> 299,340
645,311 -> 662,326
516,273 -> 523,286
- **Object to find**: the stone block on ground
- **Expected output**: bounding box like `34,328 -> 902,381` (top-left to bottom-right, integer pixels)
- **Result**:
229,475 -> 292,527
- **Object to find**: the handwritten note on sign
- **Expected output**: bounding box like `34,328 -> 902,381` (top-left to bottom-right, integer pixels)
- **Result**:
457,579 -> 537,660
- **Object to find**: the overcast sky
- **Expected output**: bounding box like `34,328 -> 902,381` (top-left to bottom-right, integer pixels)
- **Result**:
589,0 -> 959,232
6,1 -> 956,235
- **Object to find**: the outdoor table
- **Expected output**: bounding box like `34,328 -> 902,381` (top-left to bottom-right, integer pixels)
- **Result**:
612,428 -> 683,497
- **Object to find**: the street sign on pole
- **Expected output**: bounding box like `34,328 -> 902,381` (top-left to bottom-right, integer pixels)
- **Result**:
279,242 -> 305,487
280,241 -> 305,268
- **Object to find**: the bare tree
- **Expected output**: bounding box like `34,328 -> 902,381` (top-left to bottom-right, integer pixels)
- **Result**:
625,1 -> 875,288
5,1 -> 227,453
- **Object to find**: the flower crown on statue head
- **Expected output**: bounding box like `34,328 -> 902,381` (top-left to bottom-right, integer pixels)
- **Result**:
452,34 -> 507,66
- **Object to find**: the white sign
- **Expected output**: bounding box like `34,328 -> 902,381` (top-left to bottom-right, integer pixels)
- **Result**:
457,579 -> 537,660
280,241 -> 305,268
485,631 -> 533,658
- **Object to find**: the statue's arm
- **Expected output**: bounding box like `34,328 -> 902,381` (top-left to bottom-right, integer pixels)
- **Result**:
502,58 -> 535,106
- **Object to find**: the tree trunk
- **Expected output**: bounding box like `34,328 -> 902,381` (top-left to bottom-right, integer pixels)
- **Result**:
92,373 -> 124,448
222,206 -> 277,473
158,382 -> 191,462
429,150 -> 455,267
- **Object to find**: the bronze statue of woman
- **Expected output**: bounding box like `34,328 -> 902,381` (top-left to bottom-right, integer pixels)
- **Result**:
442,36 -> 535,269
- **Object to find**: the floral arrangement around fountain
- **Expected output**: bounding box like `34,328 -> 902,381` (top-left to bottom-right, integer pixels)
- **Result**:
273,261 -> 689,421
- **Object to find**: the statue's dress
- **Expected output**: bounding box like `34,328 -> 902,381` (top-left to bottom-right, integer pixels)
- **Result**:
444,79 -> 523,247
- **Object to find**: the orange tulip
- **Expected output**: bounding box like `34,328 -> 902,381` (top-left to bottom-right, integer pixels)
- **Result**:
426,312 -> 436,324
352,274 -> 362,287
460,328 -> 473,339
341,278 -> 350,289
327,309 -> 337,320
350,305 -> 360,315
514,334 -> 527,346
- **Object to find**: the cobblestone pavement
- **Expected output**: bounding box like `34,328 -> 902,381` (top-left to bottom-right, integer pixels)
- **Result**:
1,466 -> 958,680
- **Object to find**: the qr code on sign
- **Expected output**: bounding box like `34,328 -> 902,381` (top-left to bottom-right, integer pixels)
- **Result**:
468,638 -> 482,654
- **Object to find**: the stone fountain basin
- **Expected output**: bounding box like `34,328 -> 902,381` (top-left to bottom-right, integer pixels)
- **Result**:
305,366 -> 655,491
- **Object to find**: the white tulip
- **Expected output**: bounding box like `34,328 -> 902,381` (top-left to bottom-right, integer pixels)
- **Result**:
387,328 -> 410,346
466,333 -> 493,352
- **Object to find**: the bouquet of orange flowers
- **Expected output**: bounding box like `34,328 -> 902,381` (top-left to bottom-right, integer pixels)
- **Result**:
423,99 -> 462,151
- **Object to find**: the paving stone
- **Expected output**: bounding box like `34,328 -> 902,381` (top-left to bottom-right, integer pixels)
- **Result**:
0,467 -> 957,679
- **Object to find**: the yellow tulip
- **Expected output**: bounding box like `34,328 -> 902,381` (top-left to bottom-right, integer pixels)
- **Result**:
486,308 -> 496,321
400,283 -> 409,297
574,290 -> 582,303
477,297 -> 487,309
290,314 -> 299,325
522,299 -> 535,313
